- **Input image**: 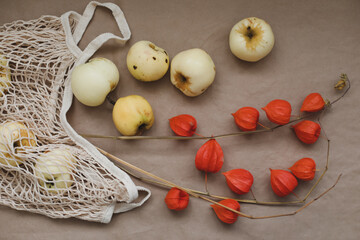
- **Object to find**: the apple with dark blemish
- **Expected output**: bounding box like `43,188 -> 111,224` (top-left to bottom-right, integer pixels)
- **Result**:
170,48 -> 216,97
126,40 -> 169,82
229,17 -> 275,62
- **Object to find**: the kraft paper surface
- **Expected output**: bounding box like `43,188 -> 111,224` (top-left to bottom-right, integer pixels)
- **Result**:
0,0 -> 359,239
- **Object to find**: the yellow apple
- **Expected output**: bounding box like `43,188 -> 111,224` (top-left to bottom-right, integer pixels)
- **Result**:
112,95 -> 154,136
127,40 -> 169,82
0,121 -> 36,167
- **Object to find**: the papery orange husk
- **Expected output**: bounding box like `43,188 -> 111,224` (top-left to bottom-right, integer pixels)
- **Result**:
222,169 -> 254,195
292,120 -> 321,144
262,99 -> 292,125
211,199 -> 240,224
169,114 -> 197,136
289,158 -> 316,181
270,169 -> 298,197
164,187 -> 189,211
232,107 -> 259,131
300,93 -> 325,112
195,139 -> 224,173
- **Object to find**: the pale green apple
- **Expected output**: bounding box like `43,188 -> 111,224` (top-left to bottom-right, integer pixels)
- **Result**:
71,57 -> 119,107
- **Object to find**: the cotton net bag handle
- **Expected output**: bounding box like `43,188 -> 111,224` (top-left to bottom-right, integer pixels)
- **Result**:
60,1 -> 151,216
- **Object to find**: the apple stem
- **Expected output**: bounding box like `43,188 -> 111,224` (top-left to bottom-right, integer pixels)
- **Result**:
106,95 -> 116,105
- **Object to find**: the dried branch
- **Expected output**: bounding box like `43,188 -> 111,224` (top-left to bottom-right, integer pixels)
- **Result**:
97,147 -> 341,219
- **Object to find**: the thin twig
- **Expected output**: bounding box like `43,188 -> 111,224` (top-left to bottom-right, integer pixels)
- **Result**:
82,74 -> 350,142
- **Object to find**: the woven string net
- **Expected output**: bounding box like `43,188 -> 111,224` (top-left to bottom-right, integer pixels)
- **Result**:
0,15 -> 132,222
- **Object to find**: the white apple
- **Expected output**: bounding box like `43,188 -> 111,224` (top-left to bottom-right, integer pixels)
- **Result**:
170,48 -> 216,97
34,148 -> 76,194
0,121 -> 37,167
229,17 -> 275,62
0,54 -> 11,97
127,40 -> 169,82
71,57 -> 119,107
112,95 -> 154,136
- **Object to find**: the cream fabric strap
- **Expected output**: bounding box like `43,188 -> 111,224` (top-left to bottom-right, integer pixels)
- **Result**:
60,1 -> 150,223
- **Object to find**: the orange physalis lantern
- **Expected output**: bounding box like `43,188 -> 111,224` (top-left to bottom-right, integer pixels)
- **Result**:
222,169 -> 254,194
300,93 -> 325,112
164,187 -> 189,211
211,199 -> 240,224
232,107 -> 259,131
262,99 -> 292,125
270,169 -> 298,197
289,158 -> 316,181
195,139 -> 224,173
292,120 -> 321,144
169,114 -> 197,137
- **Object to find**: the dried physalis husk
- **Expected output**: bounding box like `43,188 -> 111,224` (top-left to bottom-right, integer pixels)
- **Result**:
289,158 -> 316,181
292,120 -> 321,144
300,93 -> 325,112
262,99 -> 292,125
222,169 -> 254,194
334,73 -> 348,90
195,139 -> 224,173
270,169 -> 298,197
169,114 -> 197,136
164,187 -> 189,211
232,107 -> 259,131
211,199 -> 240,224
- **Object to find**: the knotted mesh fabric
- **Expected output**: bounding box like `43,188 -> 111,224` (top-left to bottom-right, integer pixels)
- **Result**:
0,4 -> 142,223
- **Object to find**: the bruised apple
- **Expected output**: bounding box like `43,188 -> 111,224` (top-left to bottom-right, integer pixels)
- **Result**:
170,48 -> 216,97
229,17 -> 275,62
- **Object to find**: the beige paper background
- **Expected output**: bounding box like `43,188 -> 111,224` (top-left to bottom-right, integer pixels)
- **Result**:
1,0 -> 359,239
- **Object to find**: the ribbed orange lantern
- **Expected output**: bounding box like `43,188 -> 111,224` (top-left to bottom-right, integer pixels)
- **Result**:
292,120 -> 321,144
211,199 -> 240,224
262,99 -> 292,125
164,187 -> 189,211
300,93 -> 325,112
289,158 -> 316,181
195,139 -> 224,173
222,169 -> 254,194
232,107 -> 259,131
169,114 -> 197,136
270,169 -> 298,197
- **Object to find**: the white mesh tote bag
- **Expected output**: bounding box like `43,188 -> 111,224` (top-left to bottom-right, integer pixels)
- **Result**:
0,1 -> 150,223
